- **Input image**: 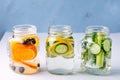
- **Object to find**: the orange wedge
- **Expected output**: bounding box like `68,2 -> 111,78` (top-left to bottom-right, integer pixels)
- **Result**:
10,41 -> 37,61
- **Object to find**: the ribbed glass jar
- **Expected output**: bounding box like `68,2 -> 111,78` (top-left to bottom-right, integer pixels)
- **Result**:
8,25 -> 40,74
46,25 -> 74,75
81,26 -> 112,75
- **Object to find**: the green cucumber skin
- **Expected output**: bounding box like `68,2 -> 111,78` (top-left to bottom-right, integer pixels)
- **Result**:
102,38 -> 112,52
81,32 -> 112,71
90,43 -> 101,54
96,50 -> 104,67
93,32 -> 105,46
55,43 -> 68,54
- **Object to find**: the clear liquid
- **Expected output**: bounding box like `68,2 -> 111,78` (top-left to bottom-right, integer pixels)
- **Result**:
46,56 -> 74,75
81,58 -> 111,75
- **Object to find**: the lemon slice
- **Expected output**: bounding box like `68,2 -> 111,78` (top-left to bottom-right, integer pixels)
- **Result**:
46,37 -> 74,57
46,37 -> 73,43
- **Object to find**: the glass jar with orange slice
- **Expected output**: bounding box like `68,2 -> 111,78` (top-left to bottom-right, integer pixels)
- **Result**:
8,25 -> 40,74
46,25 -> 74,75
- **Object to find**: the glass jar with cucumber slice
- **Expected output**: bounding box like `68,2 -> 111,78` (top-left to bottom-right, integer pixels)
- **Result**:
46,25 -> 74,75
81,26 -> 112,75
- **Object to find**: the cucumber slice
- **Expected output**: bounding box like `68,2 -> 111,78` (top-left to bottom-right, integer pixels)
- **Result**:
90,43 -> 101,54
55,43 -> 68,54
93,32 -> 105,46
102,38 -> 112,52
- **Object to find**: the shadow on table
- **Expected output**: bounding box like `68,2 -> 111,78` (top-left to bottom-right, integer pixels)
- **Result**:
74,68 -> 120,77
109,68 -> 120,76
39,67 -> 47,72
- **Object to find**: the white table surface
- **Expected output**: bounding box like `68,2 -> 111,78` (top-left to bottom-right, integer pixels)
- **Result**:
0,32 -> 120,80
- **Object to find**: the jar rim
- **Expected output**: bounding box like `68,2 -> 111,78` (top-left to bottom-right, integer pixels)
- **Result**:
86,25 -> 109,35
13,24 -> 37,34
48,25 -> 72,35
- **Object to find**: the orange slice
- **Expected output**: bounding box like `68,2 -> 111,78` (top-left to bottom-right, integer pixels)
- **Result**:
20,61 -> 38,69
10,41 -> 37,61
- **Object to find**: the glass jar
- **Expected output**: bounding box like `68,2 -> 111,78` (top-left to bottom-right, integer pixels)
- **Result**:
46,25 -> 74,75
8,25 -> 40,74
81,26 -> 112,75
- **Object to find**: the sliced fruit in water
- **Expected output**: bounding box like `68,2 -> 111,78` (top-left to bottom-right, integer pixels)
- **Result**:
55,37 -> 74,42
50,42 -> 65,56
50,41 -> 73,55
22,35 -> 40,46
102,38 -> 112,52
46,37 -> 74,58
55,43 -> 68,54
20,61 -> 38,69
62,43 -> 74,58
90,43 -> 101,54
63,51 -> 74,58
93,32 -> 105,46
10,42 -> 37,61
46,46 -> 58,57
96,50 -> 104,67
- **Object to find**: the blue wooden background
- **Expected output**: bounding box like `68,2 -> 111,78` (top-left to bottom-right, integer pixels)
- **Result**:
0,0 -> 120,39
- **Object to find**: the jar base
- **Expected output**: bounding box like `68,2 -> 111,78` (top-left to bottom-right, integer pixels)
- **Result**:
82,66 -> 111,75
10,62 -> 40,74
48,69 -> 73,75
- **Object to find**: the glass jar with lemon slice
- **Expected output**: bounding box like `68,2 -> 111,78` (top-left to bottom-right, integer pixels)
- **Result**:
8,25 -> 40,74
46,25 -> 74,75
81,26 -> 112,75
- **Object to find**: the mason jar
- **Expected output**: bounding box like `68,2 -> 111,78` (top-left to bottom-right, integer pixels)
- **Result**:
81,26 -> 112,75
8,25 -> 40,74
46,25 -> 74,75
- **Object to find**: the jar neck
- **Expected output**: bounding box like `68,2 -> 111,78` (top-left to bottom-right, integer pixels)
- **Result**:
13,25 -> 37,37
86,26 -> 109,36
48,25 -> 72,37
